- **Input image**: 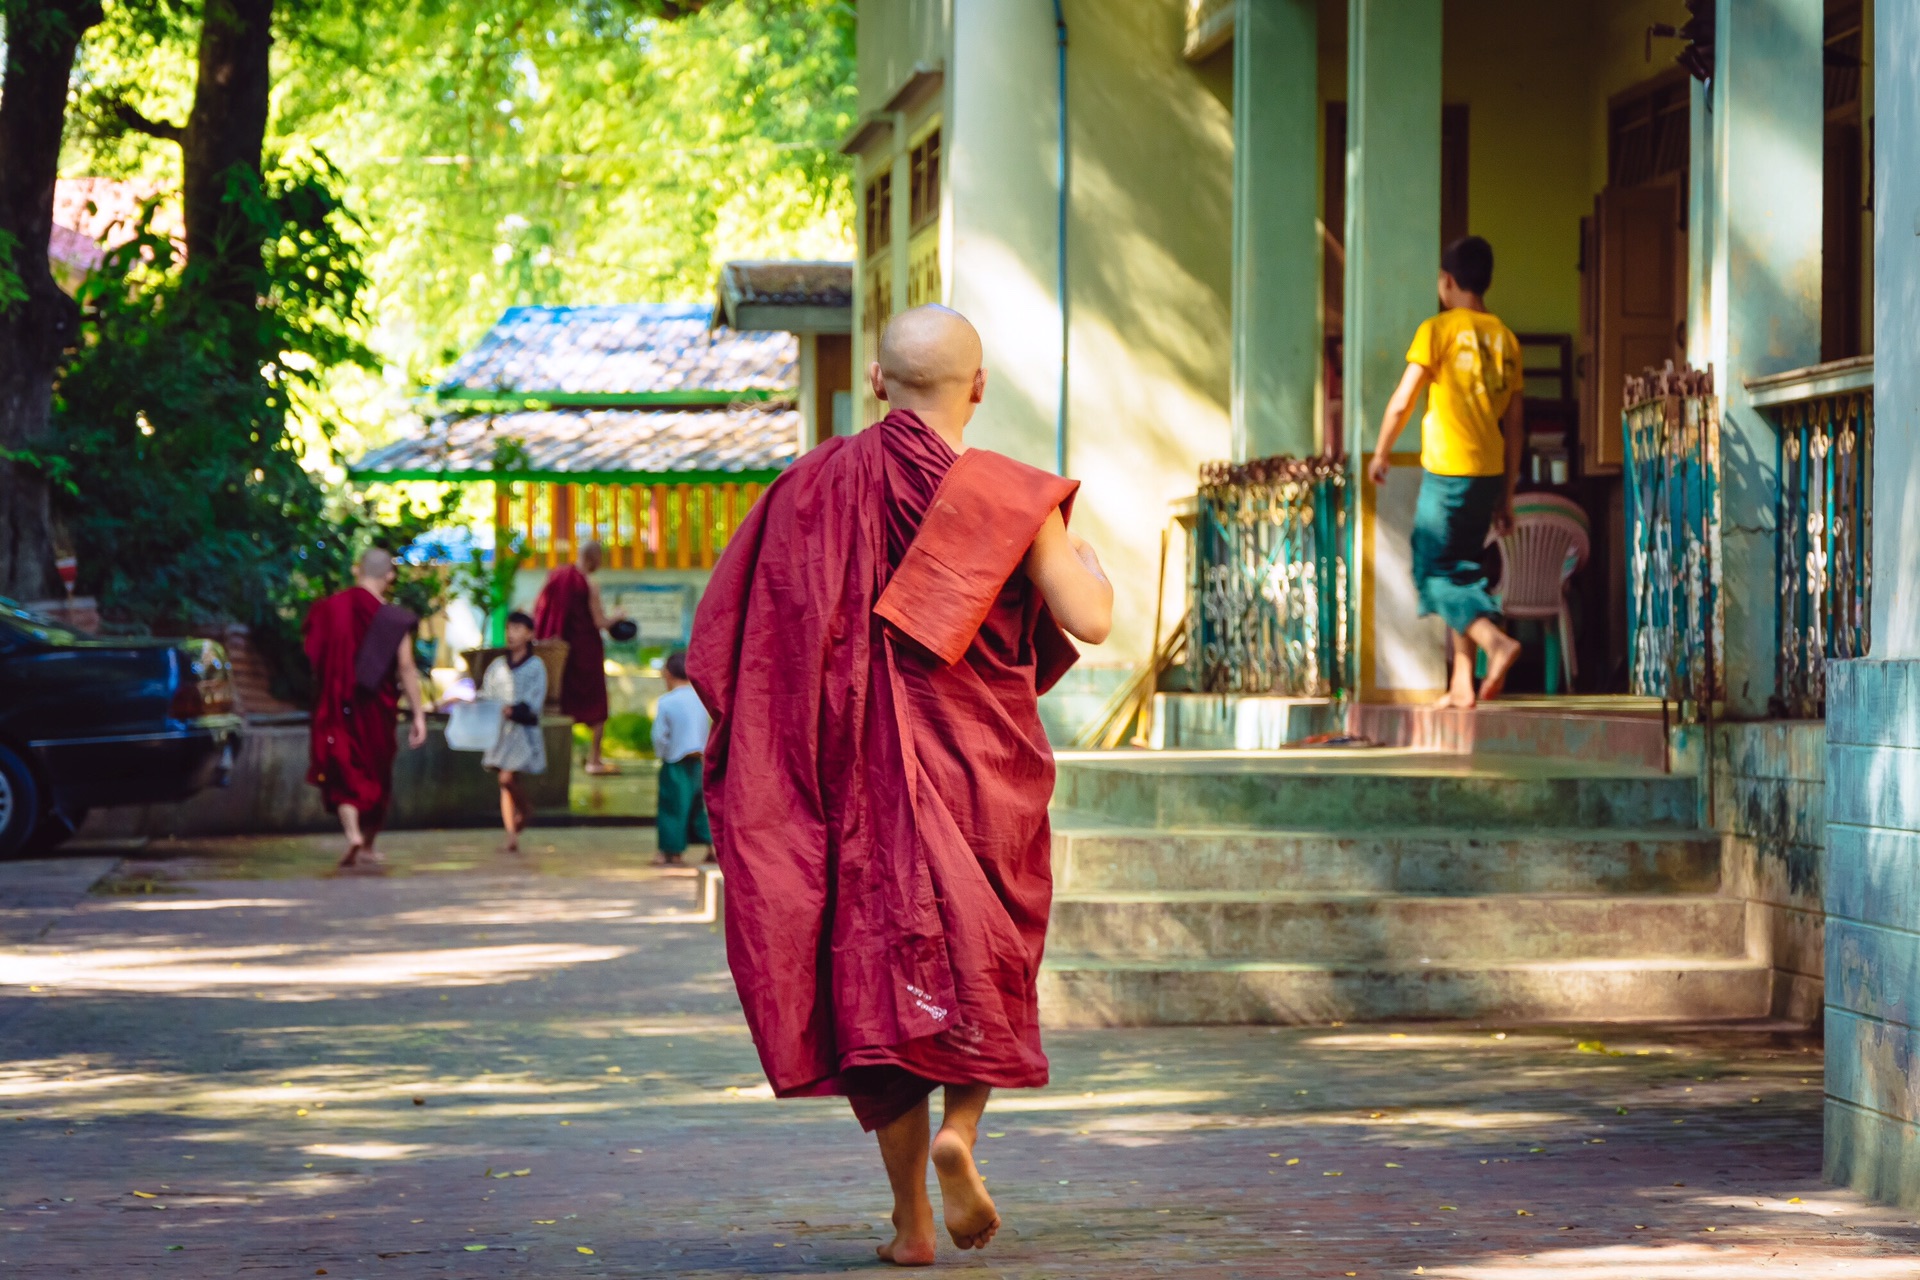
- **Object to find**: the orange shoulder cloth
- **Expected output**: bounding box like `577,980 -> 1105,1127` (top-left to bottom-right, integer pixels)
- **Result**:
873,448 -> 1078,665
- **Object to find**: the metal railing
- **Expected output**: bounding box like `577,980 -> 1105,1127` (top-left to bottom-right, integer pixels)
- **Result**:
1623,367 -> 1723,714
1750,357 -> 1873,718
1189,456 -> 1349,697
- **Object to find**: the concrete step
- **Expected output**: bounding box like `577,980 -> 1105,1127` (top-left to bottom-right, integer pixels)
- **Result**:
1037,956 -> 1773,1027
1052,753 -> 1697,831
1045,892 -> 1747,962
1051,826 -> 1722,895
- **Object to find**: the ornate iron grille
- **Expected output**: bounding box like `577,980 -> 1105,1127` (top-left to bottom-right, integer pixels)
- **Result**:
1774,389 -> 1872,717
1189,456 -> 1349,697
1624,381 -> 1723,714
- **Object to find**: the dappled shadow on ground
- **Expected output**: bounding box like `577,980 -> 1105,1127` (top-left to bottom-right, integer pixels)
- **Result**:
0,840 -> 1914,1275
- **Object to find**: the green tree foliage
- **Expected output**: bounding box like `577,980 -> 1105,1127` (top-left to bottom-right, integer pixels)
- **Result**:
54,161 -> 445,699
72,0 -> 857,380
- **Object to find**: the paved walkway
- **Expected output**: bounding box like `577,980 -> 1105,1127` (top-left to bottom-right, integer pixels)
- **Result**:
1,829 -> 1916,1277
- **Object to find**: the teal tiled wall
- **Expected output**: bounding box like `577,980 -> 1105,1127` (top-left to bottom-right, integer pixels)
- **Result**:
1825,659 -> 1920,1207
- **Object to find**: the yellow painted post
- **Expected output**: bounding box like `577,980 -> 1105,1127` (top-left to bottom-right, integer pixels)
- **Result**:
523,484 -> 539,567
650,484 -> 667,570
674,487 -> 691,569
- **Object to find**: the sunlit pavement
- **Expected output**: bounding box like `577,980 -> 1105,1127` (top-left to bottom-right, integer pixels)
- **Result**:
1,830 -> 1916,1277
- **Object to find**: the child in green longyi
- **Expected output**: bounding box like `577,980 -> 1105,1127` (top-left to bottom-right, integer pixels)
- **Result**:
1365,234 -> 1526,708
651,649 -> 712,866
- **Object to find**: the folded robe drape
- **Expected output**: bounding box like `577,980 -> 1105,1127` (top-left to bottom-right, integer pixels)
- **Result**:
688,409 -> 1079,1120
304,586 -> 402,834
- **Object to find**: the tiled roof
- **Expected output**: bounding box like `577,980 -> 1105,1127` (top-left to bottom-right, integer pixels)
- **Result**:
717,260 -> 853,309
353,405 -> 800,479
435,304 -> 796,399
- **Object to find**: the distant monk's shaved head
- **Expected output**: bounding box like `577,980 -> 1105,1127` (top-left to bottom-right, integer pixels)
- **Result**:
878,305 -> 983,393
357,547 -> 395,581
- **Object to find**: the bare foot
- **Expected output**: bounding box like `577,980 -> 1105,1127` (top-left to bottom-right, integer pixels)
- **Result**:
931,1128 -> 1000,1250
1477,631 -> 1522,703
500,836 -> 520,854
1431,689 -> 1471,710
336,841 -> 364,869
876,1206 -> 937,1267
583,761 -> 620,776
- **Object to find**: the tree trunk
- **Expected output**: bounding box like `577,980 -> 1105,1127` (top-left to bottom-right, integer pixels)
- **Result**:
0,0 -> 103,601
182,0 -> 274,309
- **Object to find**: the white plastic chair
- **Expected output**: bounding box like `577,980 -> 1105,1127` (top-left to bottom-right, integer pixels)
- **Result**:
1491,493 -> 1590,694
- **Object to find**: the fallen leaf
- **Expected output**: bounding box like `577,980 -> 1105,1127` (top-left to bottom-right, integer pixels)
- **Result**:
1286,1158 -> 1299,1166
1323,1171 -> 1343,1177
606,1066 -> 621,1074
412,1098 -> 425,1106
1439,1206 -> 1457,1212
166,1245 -> 183,1251
534,1219 -> 557,1225
296,1109 -> 308,1117
986,1132 -> 1004,1139
559,1121 -> 571,1127
512,1169 -> 531,1177
464,1244 -> 487,1252
132,1191 -> 157,1199
1516,1209 -> 1532,1216
627,1149 -> 644,1154
1788,1197 -> 1802,1204
1385,1162 -> 1402,1168
490,1172 -> 512,1179
576,1246 -> 595,1254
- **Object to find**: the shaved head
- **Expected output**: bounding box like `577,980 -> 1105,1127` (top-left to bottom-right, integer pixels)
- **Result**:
357,547 -> 395,582
878,305 -> 983,393
579,539 -> 604,571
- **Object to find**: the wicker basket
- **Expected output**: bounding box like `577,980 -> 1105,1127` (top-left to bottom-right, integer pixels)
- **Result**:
461,638 -> 570,709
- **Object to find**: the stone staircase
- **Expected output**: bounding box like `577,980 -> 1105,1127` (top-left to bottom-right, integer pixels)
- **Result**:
1039,752 -> 1771,1026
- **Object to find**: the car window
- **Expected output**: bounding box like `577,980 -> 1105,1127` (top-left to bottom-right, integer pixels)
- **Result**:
0,597 -> 79,646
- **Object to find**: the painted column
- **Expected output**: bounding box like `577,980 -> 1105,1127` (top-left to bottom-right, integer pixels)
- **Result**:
1825,0 -> 1920,1214
1230,0 -> 1319,461
1705,0 -> 1824,717
1343,0 -> 1442,699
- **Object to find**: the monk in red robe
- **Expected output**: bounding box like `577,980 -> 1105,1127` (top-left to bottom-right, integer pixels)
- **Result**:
533,540 -> 625,774
304,548 -> 429,868
689,305 -> 1113,1265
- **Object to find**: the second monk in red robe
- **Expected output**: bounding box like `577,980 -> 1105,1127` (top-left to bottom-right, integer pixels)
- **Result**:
688,305 -> 1114,1266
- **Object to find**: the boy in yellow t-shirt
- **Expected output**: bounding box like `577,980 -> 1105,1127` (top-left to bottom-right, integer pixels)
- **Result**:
1365,236 -> 1525,708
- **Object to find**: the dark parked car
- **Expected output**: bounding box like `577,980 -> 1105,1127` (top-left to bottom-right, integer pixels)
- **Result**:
0,598 -> 242,856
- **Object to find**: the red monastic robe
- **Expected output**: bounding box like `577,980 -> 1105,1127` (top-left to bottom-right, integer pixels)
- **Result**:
688,409 -> 1078,1130
534,563 -> 608,725
304,586 -> 401,833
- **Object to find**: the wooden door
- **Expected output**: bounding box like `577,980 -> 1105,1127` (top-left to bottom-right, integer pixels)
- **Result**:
1587,181 -> 1684,473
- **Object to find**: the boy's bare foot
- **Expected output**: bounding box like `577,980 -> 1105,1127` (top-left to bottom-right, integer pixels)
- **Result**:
876,1205 -> 937,1267
1477,631 -> 1522,702
1432,688 -> 1472,710
336,841 -> 363,868
931,1127 -> 1000,1250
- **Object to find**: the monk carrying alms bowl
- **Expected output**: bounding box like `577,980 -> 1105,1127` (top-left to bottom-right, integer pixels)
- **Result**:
687,305 -> 1113,1265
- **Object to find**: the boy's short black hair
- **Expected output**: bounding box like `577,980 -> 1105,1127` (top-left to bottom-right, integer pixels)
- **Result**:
1441,235 -> 1495,296
663,650 -> 688,680
505,610 -> 535,630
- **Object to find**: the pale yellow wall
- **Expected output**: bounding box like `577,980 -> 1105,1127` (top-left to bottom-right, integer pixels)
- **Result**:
1441,0 -> 1596,339
1056,0 -> 1235,667
857,0 -> 951,118
1431,0 -> 1690,342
